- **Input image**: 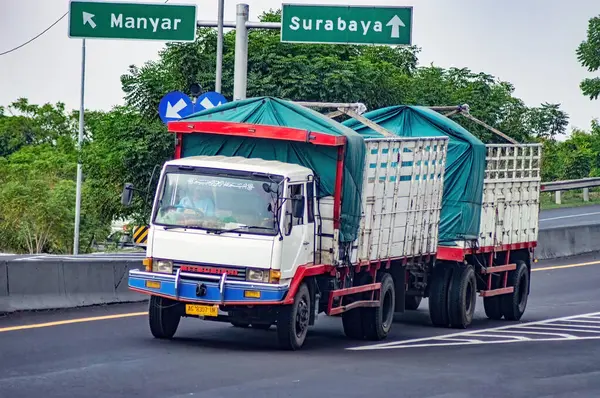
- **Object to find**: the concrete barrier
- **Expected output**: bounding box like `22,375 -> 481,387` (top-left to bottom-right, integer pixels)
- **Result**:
0,259 -> 146,313
535,224 -> 600,260
0,223 -> 599,313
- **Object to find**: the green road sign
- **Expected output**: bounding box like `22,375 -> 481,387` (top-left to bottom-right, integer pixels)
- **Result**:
281,4 -> 412,46
68,0 -> 197,41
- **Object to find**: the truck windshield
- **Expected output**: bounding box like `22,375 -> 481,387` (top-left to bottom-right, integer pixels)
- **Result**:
153,172 -> 279,235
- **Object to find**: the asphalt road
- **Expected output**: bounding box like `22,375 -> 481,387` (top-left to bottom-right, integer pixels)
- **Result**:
2,253 -> 600,398
539,204 -> 600,229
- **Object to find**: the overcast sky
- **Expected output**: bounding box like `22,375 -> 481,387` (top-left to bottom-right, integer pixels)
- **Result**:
0,0 -> 598,135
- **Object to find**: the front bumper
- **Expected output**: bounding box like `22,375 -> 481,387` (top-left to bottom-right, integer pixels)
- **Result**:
128,269 -> 289,305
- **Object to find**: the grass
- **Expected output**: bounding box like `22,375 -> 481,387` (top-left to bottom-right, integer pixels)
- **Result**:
540,188 -> 600,210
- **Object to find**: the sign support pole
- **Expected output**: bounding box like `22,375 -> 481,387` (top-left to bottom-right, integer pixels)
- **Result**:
233,3 -> 249,100
73,38 -> 86,255
215,0 -> 225,93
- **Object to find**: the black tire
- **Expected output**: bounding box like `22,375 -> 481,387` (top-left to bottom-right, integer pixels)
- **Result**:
405,295 -> 422,311
231,321 -> 250,328
501,261 -> 529,321
447,264 -> 477,329
429,263 -> 453,327
148,295 -> 181,339
362,273 -> 395,341
277,283 -> 311,350
251,323 -> 272,330
342,308 -> 365,339
483,273 -> 504,320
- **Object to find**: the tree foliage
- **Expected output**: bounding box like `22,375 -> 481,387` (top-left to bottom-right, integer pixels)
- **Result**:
577,15 -> 600,100
4,10 -> 599,253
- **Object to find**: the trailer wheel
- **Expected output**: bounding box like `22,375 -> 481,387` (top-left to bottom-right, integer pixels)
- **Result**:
342,308 -> 365,339
148,295 -> 181,339
501,261 -> 529,321
483,274 -> 503,320
362,273 -> 395,341
429,263 -> 453,327
448,264 -> 477,329
405,295 -> 422,311
277,282 -> 310,350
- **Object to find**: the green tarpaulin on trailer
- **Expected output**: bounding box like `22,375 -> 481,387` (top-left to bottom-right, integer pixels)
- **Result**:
178,97 -> 366,243
343,105 -> 486,245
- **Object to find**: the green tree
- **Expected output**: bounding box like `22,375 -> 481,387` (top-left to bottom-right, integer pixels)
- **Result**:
576,15 -> 600,100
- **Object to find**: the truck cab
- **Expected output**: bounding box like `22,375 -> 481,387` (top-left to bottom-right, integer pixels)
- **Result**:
127,155 -> 319,346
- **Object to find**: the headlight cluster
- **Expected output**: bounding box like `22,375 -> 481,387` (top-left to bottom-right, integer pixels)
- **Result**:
153,260 -> 173,274
246,269 -> 281,284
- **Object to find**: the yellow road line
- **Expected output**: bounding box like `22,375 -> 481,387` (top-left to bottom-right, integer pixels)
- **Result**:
2,259 -> 599,334
532,260 -> 600,272
0,312 -> 147,333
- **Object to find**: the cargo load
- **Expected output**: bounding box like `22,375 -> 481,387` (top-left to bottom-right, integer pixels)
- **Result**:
343,105 -> 486,245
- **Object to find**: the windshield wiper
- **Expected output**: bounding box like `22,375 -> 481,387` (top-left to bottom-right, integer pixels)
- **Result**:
214,225 -> 274,235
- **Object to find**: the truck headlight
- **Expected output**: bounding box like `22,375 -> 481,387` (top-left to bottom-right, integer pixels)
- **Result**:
247,269 -> 269,283
153,260 -> 173,273
247,269 -> 281,283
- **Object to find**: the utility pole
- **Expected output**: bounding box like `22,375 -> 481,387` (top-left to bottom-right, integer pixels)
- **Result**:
233,4 -> 249,100
73,38 -> 86,255
215,0 -> 225,93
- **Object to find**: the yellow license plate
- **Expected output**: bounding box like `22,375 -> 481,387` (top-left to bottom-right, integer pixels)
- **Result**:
185,304 -> 219,317
244,290 -> 261,298
145,280 -> 161,289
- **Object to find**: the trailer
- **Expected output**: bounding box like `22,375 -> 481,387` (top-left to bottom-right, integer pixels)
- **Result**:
124,97 -> 541,350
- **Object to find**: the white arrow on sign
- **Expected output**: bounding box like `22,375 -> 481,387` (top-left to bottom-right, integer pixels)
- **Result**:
83,12 -> 97,29
166,98 -> 188,118
199,97 -> 222,110
386,15 -> 405,39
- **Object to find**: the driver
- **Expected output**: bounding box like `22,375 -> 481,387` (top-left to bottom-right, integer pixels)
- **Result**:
178,183 -> 216,217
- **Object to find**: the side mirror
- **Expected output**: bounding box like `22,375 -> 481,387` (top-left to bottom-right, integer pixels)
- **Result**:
121,183 -> 134,207
292,194 -> 304,219
262,183 -> 272,193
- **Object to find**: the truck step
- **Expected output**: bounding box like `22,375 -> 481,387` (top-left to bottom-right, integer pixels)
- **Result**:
479,287 -> 514,297
480,264 -> 516,274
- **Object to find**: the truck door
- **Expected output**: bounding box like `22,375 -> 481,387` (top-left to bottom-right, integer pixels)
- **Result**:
280,181 -> 315,279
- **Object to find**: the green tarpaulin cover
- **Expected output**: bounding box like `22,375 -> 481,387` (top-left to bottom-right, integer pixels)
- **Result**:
343,105 -> 486,244
179,97 -> 366,243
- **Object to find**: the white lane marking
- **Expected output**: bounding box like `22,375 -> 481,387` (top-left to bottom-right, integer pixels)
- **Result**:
347,311 -> 600,351
539,211 -> 600,222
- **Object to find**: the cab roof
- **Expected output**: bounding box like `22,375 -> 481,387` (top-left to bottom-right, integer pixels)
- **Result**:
165,155 -> 314,181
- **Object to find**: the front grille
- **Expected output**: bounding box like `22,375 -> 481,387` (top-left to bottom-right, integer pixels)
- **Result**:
173,262 -> 246,281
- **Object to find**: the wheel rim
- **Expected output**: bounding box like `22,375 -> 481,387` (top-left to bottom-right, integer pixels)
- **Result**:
382,288 -> 394,329
295,296 -> 309,338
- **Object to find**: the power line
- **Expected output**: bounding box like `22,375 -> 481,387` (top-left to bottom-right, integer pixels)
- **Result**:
0,12 -> 68,56
0,0 -> 171,57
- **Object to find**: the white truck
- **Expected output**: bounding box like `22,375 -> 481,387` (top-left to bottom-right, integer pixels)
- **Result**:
124,98 -> 541,350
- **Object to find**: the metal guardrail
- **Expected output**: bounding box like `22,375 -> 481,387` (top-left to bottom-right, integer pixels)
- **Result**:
540,178 -> 600,192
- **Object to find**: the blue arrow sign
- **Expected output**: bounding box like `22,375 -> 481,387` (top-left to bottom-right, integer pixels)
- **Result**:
158,91 -> 194,124
194,91 -> 228,112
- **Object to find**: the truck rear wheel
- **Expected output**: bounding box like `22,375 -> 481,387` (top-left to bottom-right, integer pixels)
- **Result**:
483,274 -> 503,320
405,295 -> 422,311
501,261 -> 529,321
429,263 -> 452,327
362,273 -> 395,341
342,308 -> 365,339
277,282 -> 310,350
448,264 -> 477,329
148,295 -> 181,339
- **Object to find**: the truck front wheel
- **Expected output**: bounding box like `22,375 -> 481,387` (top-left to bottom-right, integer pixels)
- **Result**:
148,295 -> 181,339
277,283 -> 310,350
362,273 -> 395,341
